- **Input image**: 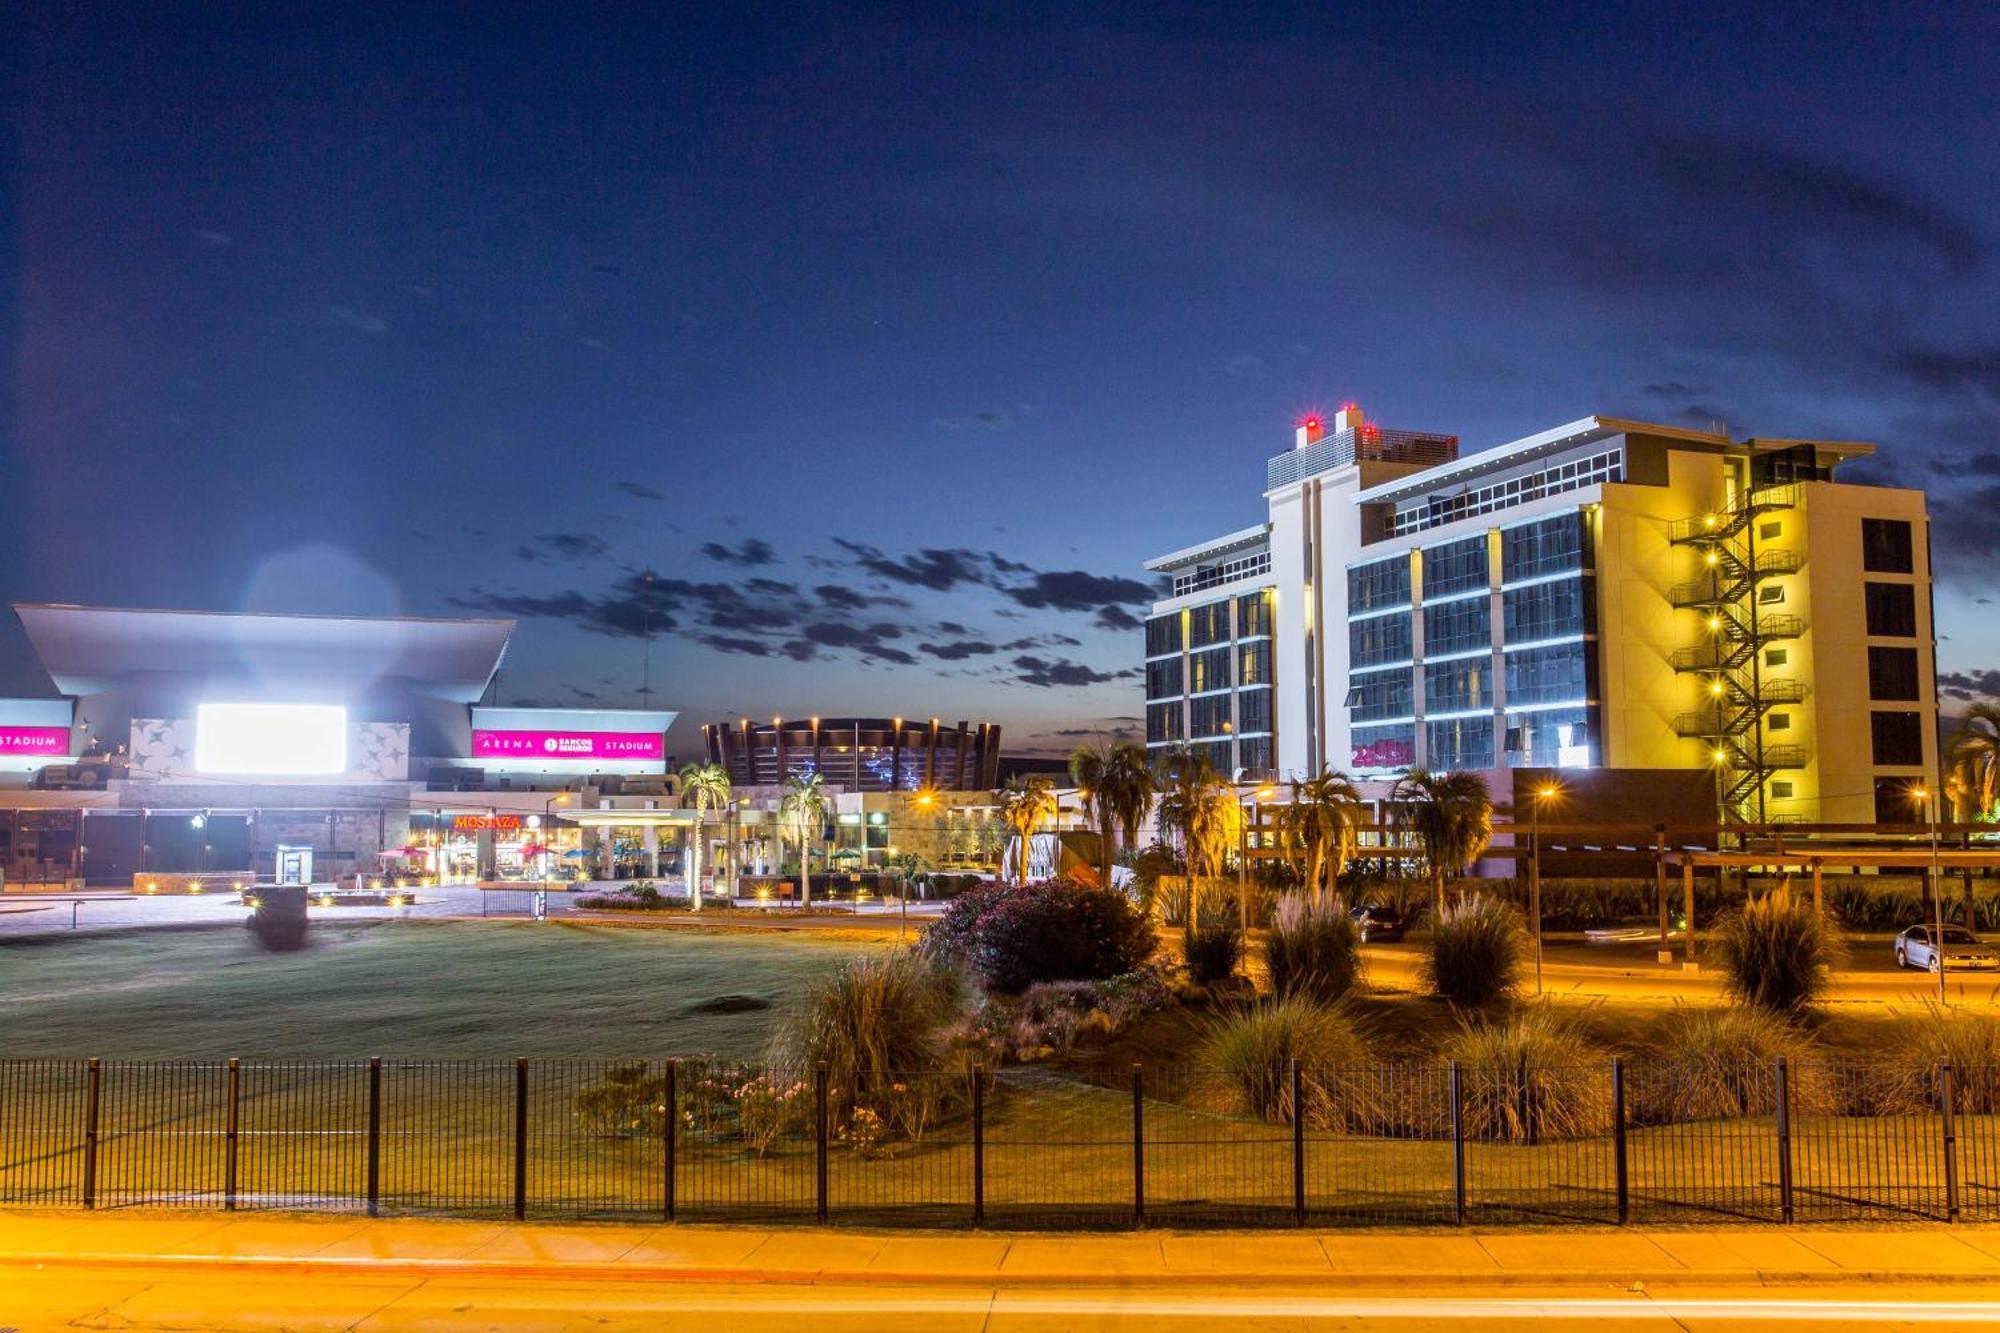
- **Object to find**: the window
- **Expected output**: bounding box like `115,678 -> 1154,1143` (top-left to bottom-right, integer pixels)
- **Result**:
1501,514 -> 1586,583
1765,647 -> 1789,668
1237,735 -> 1272,777
1347,558 -> 1411,612
1503,577 -> 1590,643
1426,715 -> 1494,771
1758,583 -> 1786,605
1145,702 -> 1183,745
1862,518 -> 1914,574
1347,670 -> 1413,722
1350,612 -> 1413,668
1237,590 -> 1271,638
1145,615 -> 1182,658
1871,711 -> 1925,766
1188,600 -> 1231,647
1503,706 -> 1592,768
1351,723 -> 1415,773
1191,694 -> 1233,738
1868,646 -> 1920,700
1865,582 -> 1916,637
1236,689 -> 1271,735
1424,658 -> 1491,713
1421,536 -> 1489,599
1144,657 -> 1182,700
1188,646 -> 1232,694
1771,781 -> 1794,800
1874,777 -> 1926,825
1759,520 -> 1783,540
1768,713 -> 1792,732
1504,641 -> 1589,707
1422,597 -> 1491,657
1387,449 -> 1622,538
1237,640 -> 1271,687
1171,551 -> 1271,597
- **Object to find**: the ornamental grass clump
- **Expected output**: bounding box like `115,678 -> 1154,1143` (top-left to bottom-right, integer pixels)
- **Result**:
1421,893 -> 1528,1010
1892,1005 -> 2000,1114
1635,1007 -> 1825,1123
1715,892 -> 1842,1015
1263,892 -> 1363,1003
1198,996 -> 1380,1129
1440,1009 -> 1612,1142
770,948 -> 968,1110
1183,918 -> 1244,986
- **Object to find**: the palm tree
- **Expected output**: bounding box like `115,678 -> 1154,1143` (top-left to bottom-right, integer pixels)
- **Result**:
1154,746 -> 1236,929
779,772 -> 828,907
1389,769 -> 1494,919
1069,740 -> 1156,892
678,762 -> 731,910
1279,769 -> 1363,908
998,775 -> 1059,886
1949,704 -> 2000,823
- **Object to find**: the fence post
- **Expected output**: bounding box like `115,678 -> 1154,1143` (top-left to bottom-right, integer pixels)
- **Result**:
1611,1058 -> 1629,1226
1449,1061 -> 1466,1226
1291,1061 -> 1306,1226
1131,1064 -> 1146,1227
814,1062 -> 830,1224
224,1058 -> 240,1212
513,1058 -> 528,1222
971,1066 -> 986,1227
366,1058 -> 381,1218
1942,1061 -> 1961,1224
82,1058 -> 101,1210
1774,1057 -> 1794,1224
663,1060 -> 677,1223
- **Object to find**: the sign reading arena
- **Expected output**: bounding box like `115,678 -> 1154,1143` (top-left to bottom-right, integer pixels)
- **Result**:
471,729 -> 664,760
0,725 -> 69,756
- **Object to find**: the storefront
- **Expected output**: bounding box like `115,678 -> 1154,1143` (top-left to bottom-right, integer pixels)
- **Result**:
404,810 -> 585,883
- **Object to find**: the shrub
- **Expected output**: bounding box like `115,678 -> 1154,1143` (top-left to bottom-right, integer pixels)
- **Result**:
1441,1009 -> 1611,1142
1715,892 -> 1842,1015
769,949 -> 968,1110
1199,996 -> 1379,1128
1264,893 -> 1363,1003
920,875 -> 1158,993
1422,893 -> 1527,1009
1183,919 -> 1244,986
1635,1008 -> 1823,1122
1892,1006 -> 2000,1113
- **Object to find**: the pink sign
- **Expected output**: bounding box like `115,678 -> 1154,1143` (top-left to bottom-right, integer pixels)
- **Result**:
0,726 -> 70,756
472,729 -> 664,761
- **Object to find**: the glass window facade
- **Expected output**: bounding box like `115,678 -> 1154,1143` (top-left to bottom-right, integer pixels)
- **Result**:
1145,614 -> 1182,658
1145,657 -> 1182,700
1146,701 -> 1183,745
1237,590 -> 1271,637
1501,514 -> 1585,583
1503,706 -> 1593,767
1424,658 -> 1492,713
1868,646 -> 1920,700
1864,582 -> 1916,637
1426,715 -> 1494,770
1238,640 -> 1271,687
1862,518 -> 1914,574
1347,669 -> 1413,722
1871,711 -> 1924,766
1188,646 -> 1232,694
1421,536 -> 1489,599
1237,735 -> 1272,776
1352,723 -> 1416,773
1191,694 -> 1233,738
1503,577 -> 1590,642
1423,597 -> 1490,656
1188,600 -> 1231,647
1350,612 -> 1413,667
1237,688 -> 1272,735
1503,642 -> 1588,706
1347,557 -> 1412,612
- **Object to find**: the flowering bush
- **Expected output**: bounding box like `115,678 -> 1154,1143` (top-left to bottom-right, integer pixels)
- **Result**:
921,874 -> 1158,993
839,1105 -> 888,1158
734,1073 -> 812,1156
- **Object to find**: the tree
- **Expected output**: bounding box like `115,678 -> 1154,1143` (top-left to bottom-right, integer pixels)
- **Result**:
678,762 -> 732,911
1279,769 -> 1363,908
1069,740 -> 1155,892
1155,746 -> 1238,929
779,772 -> 828,907
1389,769 -> 1494,920
998,775 -> 1059,886
1949,704 -> 2000,823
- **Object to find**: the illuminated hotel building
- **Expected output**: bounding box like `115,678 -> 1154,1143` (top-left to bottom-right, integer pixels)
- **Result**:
1143,405 -> 1939,823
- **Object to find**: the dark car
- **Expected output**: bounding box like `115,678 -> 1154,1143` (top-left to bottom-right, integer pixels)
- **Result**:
1350,903 -> 1405,942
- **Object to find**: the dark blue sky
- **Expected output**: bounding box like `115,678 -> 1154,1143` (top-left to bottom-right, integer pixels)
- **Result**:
5,3 -> 1998,753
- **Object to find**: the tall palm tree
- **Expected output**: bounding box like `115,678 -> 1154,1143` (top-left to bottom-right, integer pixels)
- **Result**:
1279,769 -> 1364,907
998,775 -> 1059,886
1154,746 -> 1236,929
1069,740 -> 1156,892
1949,704 -> 2000,823
779,772 -> 828,907
1389,769 -> 1494,919
678,762 -> 731,910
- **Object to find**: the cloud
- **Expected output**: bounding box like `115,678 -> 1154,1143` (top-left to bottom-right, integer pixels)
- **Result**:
450,581 -> 674,639
699,634 -> 772,657
1940,669 -> 2000,704
330,304 -> 389,336
1094,605 -> 1143,632
1012,654 -> 1137,688
920,639 -> 999,661
800,621 -> 918,664
701,538 -> 776,566
833,540 -> 990,591
616,480 -> 665,501
1003,569 -> 1155,613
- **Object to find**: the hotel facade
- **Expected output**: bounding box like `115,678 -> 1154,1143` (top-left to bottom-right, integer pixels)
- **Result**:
1143,406 -> 1938,824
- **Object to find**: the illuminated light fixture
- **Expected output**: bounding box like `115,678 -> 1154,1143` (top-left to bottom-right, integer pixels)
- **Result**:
1704,550 -> 1718,566
1707,616 -> 1722,631
1710,680 -> 1725,696
1712,747 -> 1728,765
1704,514 -> 1718,529
190,810 -> 208,829
196,703 -> 347,775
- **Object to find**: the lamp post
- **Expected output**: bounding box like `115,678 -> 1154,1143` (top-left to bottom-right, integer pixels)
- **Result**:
1528,782 -> 1560,996
1914,784 -> 1947,1005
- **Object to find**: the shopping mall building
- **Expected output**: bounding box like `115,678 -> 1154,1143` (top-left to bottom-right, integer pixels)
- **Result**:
1143,405 -> 1941,824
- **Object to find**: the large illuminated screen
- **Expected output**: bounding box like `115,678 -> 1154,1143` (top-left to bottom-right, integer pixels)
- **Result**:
195,703 -> 348,775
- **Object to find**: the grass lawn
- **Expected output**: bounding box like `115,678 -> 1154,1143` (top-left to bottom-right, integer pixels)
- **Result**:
0,918 -> 888,1061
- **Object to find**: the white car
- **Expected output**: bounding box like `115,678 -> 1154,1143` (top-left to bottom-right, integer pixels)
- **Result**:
1895,924 -> 2000,972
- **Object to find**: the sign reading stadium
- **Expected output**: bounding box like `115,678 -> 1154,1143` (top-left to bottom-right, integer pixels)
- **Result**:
471,729 -> 664,760
0,725 -> 69,756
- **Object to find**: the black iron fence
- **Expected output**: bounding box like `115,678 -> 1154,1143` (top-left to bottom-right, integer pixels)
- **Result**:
1,1056 -> 1993,1228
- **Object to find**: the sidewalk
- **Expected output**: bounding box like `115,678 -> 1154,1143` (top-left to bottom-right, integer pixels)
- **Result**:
8,1209 -> 2000,1289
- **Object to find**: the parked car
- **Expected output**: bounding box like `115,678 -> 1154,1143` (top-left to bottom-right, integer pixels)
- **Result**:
1895,924 -> 2000,972
1350,903 -> 1405,943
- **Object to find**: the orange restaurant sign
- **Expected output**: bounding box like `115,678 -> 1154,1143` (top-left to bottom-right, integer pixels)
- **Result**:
450,815 -> 525,831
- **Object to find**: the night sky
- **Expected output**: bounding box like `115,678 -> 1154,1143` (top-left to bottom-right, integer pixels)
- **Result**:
5,4 -> 1997,756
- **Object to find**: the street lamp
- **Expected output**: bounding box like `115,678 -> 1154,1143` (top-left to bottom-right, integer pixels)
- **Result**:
1912,784 -> 1947,1005
1529,781 -> 1561,996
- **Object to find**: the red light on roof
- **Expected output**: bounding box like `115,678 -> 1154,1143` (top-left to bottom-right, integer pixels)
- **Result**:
1339,400 -> 1359,412
1302,415 -> 1321,429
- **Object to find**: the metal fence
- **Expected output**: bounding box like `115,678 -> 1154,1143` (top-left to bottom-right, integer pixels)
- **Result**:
1,1056 -> 1993,1228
